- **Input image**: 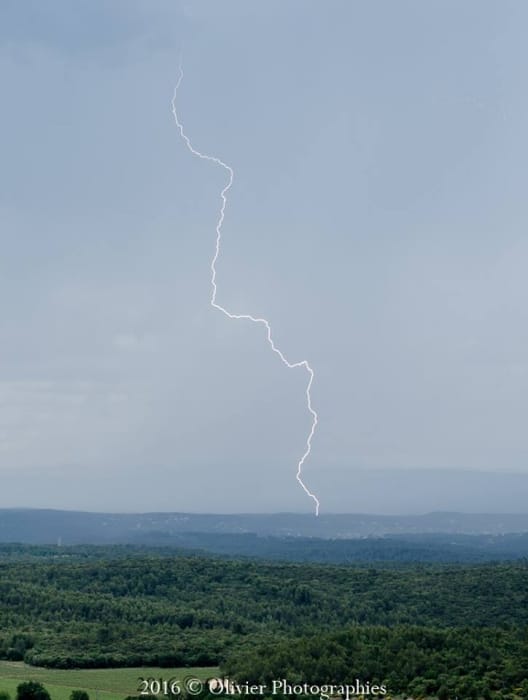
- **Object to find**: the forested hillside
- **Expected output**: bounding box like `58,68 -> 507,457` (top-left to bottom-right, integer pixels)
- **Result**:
0,546 -> 527,698
224,626 -> 528,699
3,509 -> 528,543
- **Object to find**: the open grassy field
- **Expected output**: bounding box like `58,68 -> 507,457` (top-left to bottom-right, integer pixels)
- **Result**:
0,662 -> 218,700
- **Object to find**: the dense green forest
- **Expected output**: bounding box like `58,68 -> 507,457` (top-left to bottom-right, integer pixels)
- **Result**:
224,626 -> 528,699
0,545 -> 527,698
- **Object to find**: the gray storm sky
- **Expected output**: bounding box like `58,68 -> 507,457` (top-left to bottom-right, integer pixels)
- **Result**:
1,1 -> 528,513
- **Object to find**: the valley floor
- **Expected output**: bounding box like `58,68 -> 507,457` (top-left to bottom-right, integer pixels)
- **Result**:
0,662 -> 217,700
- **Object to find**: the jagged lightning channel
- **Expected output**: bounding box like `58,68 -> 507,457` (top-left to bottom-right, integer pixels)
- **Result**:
171,66 -> 320,515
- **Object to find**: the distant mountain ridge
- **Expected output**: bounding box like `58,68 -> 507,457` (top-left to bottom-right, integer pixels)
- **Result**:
1,508 -> 528,545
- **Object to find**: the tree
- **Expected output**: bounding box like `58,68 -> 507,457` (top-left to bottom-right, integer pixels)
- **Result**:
437,686 -> 449,700
70,692 -> 89,700
16,682 -> 50,700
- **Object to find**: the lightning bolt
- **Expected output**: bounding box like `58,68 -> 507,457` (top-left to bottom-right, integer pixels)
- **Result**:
171,65 -> 320,515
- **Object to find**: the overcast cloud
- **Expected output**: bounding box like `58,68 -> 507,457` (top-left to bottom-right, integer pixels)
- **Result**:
1,1 -> 528,513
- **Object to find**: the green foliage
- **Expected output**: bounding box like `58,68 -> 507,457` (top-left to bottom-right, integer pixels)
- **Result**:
0,691 -> 11,700
70,692 -> 89,700
16,682 -> 50,700
0,547 -> 526,697
222,625 -> 528,697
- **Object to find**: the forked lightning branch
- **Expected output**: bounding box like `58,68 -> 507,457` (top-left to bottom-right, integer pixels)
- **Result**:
171,66 -> 320,515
